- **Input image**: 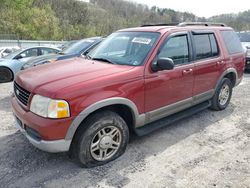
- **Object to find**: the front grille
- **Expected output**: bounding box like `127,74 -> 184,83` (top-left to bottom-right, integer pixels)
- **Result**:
14,82 -> 31,106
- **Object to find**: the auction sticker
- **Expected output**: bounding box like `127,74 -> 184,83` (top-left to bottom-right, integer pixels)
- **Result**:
132,37 -> 151,44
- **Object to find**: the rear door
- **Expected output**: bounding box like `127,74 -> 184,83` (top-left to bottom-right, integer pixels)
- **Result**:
191,31 -> 223,102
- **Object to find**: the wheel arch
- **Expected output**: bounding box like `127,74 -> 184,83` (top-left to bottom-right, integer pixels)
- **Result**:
65,97 -> 145,140
0,66 -> 14,82
215,68 -> 238,90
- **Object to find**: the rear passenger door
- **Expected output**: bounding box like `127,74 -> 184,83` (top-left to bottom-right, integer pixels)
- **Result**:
191,31 -> 223,101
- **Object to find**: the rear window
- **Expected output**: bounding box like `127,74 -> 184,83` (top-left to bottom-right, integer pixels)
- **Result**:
193,33 -> 219,60
221,30 -> 243,54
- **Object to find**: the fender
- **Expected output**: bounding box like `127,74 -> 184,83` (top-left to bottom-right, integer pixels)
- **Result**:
65,97 -> 145,140
215,68 -> 238,90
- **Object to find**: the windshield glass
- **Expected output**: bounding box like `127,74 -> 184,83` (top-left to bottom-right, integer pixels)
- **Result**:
88,32 -> 160,66
238,32 -> 250,42
61,39 -> 96,54
3,49 -> 22,59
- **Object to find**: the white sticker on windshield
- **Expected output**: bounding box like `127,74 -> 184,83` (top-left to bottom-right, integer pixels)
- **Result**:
132,37 -> 151,45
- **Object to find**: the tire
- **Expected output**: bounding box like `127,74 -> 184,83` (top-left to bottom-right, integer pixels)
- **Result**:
0,67 -> 13,83
210,78 -> 233,111
71,111 -> 129,167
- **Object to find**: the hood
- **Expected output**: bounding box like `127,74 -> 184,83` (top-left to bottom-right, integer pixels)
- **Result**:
16,57 -> 135,97
24,54 -> 59,67
22,53 -> 78,69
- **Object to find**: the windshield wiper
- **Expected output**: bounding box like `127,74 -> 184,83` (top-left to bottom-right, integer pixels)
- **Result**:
92,57 -> 116,64
85,54 -> 92,60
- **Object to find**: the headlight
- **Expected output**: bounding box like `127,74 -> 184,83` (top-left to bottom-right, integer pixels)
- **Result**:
30,95 -> 70,118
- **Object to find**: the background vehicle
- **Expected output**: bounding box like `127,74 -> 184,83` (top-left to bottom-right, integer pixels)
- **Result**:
0,46 -> 20,58
12,23 -> 245,167
57,40 -> 78,50
238,31 -> 250,72
0,46 -> 60,83
21,37 -> 103,70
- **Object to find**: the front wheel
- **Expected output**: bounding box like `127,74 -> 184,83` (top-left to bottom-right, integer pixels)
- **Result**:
0,67 -> 13,83
210,78 -> 233,111
71,111 -> 129,167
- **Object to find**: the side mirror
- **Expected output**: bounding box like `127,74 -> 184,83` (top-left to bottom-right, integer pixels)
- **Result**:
151,58 -> 174,72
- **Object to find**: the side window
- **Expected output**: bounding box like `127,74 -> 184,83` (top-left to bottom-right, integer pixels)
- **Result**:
221,30 -> 243,54
193,33 -> 219,60
41,48 -> 58,55
209,34 -> 219,56
4,48 -> 12,53
158,35 -> 189,65
20,48 -> 39,58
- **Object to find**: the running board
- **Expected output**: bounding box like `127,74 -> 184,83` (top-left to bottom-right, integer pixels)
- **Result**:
134,101 -> 211,136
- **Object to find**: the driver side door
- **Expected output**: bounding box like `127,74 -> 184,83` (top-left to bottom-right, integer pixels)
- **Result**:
144,32 -> 195,123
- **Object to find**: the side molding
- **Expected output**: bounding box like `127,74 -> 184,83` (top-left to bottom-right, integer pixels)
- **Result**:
65,97 -> 144,140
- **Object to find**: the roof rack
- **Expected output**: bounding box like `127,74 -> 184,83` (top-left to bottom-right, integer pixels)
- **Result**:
178,22 -> 227,27
141,23 -> 179,27
141,22 -> 227,27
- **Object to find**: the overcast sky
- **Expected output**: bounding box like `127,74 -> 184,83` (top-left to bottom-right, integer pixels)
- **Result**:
129,0 -> 248,18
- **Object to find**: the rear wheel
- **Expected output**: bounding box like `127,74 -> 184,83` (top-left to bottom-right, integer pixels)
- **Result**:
210,78 -> 232,111
71,111 -> 129,167
0,67 -> 13,83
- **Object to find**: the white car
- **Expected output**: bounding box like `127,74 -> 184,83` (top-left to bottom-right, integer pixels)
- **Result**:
0,46 -> 20,58
238,31 -> 250,72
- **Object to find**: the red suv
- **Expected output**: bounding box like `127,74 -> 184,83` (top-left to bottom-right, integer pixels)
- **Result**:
12,23 -> 245,167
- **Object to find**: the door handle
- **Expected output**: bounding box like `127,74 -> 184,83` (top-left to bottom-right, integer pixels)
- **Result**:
217,61 -> 224,65
182,69 -> 193,75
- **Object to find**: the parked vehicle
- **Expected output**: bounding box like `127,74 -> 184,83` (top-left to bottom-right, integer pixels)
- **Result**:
0,46 -> 60,83
57,40 -> 78,50
21,37 -> 103,70
238,31 -> 250,72
0,46 -> 20,58
12,23 -> 245,167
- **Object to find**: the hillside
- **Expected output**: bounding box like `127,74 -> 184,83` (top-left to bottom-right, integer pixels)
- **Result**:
0,0 -> 249,40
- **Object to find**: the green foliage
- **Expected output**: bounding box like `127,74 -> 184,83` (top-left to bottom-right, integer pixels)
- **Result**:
0,0 -> 250,40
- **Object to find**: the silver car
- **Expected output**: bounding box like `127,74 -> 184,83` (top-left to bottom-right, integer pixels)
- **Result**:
0,46 -> 60,83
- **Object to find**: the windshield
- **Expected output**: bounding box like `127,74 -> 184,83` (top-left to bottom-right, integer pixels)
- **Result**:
61,39 -> 96,54
3,49 -> 22,59
88,32 -> 160,66
238,32 -> 250,42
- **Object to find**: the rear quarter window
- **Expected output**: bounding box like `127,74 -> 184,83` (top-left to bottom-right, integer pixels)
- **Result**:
221,30 -> 243,54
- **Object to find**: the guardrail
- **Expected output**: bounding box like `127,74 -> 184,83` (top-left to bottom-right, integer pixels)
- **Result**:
0,39 -> 66,48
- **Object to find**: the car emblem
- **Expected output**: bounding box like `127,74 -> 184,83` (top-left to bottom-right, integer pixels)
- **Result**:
16,90 -> 20,96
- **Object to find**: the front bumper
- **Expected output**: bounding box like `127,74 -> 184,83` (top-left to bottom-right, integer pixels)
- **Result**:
11,96 -> 72,153
15,119 -> 71,152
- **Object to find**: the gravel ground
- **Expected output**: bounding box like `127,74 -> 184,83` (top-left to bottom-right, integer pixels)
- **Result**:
0,74 -> 250,188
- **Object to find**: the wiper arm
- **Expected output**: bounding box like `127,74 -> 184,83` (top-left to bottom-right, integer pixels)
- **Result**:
92,57 -> 115,64
85,54 -> 92,60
